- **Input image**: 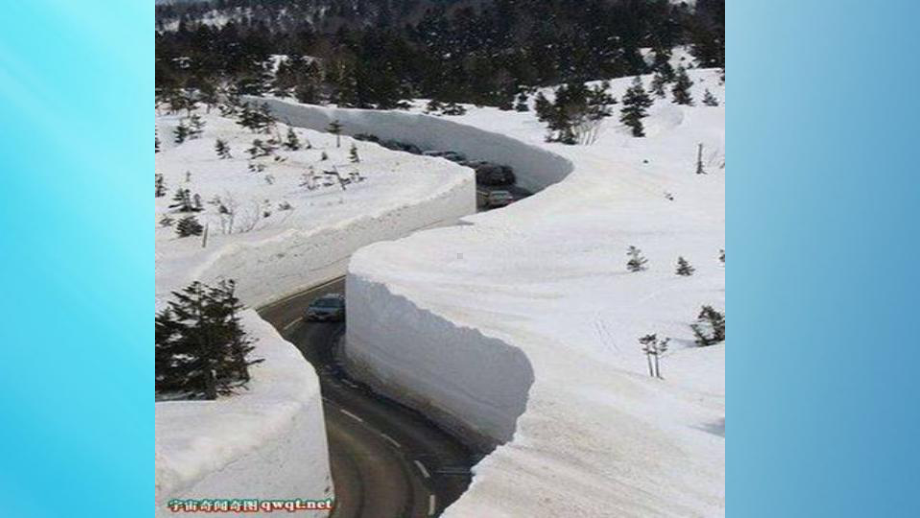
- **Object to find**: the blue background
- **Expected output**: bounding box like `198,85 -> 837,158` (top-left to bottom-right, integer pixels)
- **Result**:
0,1 -> 918,517
0,2 -> 150,517
731,1 -> 920,517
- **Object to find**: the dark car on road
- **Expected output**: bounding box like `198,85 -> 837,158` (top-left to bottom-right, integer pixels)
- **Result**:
305,293 -> 346,322
474,163 -> 516,186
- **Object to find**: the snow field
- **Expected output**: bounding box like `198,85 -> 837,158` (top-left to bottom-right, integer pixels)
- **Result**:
155,107 -> 475,515
343,69 -> 726,517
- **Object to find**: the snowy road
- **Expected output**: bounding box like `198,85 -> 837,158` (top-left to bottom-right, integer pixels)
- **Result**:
258,279 -> 475,518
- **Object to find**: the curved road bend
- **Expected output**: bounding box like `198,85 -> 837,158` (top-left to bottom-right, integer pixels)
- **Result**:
258,278 -> 476,518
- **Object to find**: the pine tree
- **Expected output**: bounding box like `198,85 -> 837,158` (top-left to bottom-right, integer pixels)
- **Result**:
170,188 -> 202,213
159,214 -> 174,227
676,256 -> 696,276
327,120 -> 343,148
703,89 -> 720,107
188,114 -> 206,139
627,246 -> 648,272
155,280 -> 262,399
349,143 -> 360,163
175,215 -> 204,237
425,99 -> 444,115
215,139 -> 232,159
719,249 -> 725,265
283,127 -> 301,151
620,77 -> 653,138
514,92 -> 530,112
173,122 -> 189,144
672,67 -> 695,106
155,173 -> 166,198
155,131 -> 160,153
691,306 -> 726,346
650,72 -> 668,98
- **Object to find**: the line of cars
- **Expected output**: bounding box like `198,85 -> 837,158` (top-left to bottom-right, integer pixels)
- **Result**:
353,134 -> 518,209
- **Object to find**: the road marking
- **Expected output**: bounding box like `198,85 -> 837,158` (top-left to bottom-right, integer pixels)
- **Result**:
340,409 -> 364,423
258,277 -> 346,311
414,460 -> 431,479
283,319 -> 301,332
380,433 -> 401,449
428,494 -> 437,516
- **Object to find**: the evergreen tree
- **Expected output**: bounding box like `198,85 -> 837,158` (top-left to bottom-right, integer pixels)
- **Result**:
691,306 -> 726,346
283,128 -> 301,151
703,89 -> 720,107
155,131 -> 161,153
514,92 -> 530,112
650,72 -> 668,98
676,257 -> 696,276
349,143 -> 360,163
173,122 -> 190,144
188,114 -> 206,139
159,214 -> 174,227
215,139 -> 232,159
170,188 -> 202,213
175,215 -> 204,238
620,77 -> 653,138
672,67 -> 695,106
155,280 -> 262,399
327,120 -> 343,148
155,173 -> 166,198
627,246 -> 648,272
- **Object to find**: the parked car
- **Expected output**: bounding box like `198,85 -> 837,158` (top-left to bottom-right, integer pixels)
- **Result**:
305,293 -> 346,322
353,133 -> 380,143
423,150 -> 467,163
474,163 -> 516,186
381,140 -> 422,155
478,189 -> 515,209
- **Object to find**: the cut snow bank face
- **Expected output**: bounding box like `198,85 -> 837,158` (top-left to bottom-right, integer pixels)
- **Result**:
156,109 -> 476,515
251,98 -> 574,194
345,275 -> 534,449
341,69 -> 725,517
155,311 -> 332,517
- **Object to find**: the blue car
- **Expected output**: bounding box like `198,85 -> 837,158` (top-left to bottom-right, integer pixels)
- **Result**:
305,294 -> 346,322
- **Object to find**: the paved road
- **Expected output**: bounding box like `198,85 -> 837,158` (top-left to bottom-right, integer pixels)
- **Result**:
258,279 -> 475,518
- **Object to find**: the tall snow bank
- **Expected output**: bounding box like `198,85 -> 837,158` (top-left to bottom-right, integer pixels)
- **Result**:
252,98 -> 574,193
342,69 -> 725,517
345,274 -> 534,450
155,311 -> 332,517
155,109 -> 476,515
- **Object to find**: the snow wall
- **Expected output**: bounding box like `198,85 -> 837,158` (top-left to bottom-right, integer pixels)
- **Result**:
190,172 -> 474,306
345,275 -> 534,450
155,312 -> 332,517
250,99 -> 577,450
156,106 -> 478,515
250,98 -> 574,193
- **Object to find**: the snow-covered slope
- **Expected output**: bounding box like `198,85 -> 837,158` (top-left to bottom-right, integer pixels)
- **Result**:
155,107 -> 475,514
155,108 -> 474,306
344,69 -> 725,517
155,311 -> 332,516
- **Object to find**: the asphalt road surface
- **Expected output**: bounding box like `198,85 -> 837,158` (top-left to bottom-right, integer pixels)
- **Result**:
258,278 -> 475,518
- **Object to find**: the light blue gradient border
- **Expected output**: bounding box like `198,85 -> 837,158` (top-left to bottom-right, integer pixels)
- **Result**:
0,2 -> 150,517
731,1 -> 920,517
2,1 -> 918,517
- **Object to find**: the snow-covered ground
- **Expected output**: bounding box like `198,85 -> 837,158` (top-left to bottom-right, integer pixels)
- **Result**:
155,108 -> 474,306
155,311 -> 332,517
344,69 -> 725,517
155,107 -> 475,515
